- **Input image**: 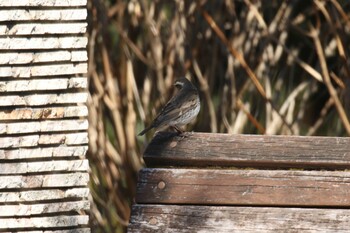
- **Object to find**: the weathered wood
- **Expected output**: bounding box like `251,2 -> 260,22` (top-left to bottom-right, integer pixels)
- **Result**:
0,51 -> 87,64
0,215 -> 88,229
0,93 -> 88,106
0,0 -> 87,7
0,106 -> 88,120
0,63 -> 87,77
0,146 -> 88,160
15,230 -> 91,233
0,200 -> 89,217
0,23 -> 87,35
0,160 -> 88,174
0,0 -> 90,230
128,204 -> 350,232
0,188 -> 89,202
0,78 -> 87,91
0,172 -> 89,189
0,132 -> 88,148
0,119 -> 88,135
0,9 -> 87,21
136,168 -> 350,207
0,37 -> 87,50
143,132 -> 350,169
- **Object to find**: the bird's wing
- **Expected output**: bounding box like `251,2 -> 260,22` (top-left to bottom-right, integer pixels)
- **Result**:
152,90 -> 198,127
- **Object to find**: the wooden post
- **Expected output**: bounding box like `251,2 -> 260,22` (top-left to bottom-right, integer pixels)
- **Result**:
0,0 -> 90,231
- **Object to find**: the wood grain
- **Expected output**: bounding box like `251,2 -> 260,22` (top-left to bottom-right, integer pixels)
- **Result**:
136,168 -> 350,207
0,78 -> 87,91
0,93 -> 88,106
128,204 -> 350,233
0,51 -> 87,64
0,188 -> 89,203
0,173 -> 89,189
0,37 -> 87,50
0,106 -> 88,120
0,215 -> 88,229
0,200 -> 90,217
0,23 -> 87,35
143,132 -> 350,169
0,160 -> 88,174
0,146 -> 88,160
0,1 -> 90,231
0,119 -> 88,135
0,63 -> 88,77
0,9 -> 87,21
0,0 -> 87,7
0,132 -> 88,148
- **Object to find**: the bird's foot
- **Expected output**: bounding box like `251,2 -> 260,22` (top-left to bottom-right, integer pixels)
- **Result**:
171,125 -> 183,134
171,125 -> 189,140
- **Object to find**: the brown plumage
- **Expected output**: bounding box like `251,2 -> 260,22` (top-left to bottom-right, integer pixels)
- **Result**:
138,77 -> 200,136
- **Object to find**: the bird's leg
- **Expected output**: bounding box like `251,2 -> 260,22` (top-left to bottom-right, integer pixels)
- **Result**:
172,125 -> 184,134
171,125 -> 189,140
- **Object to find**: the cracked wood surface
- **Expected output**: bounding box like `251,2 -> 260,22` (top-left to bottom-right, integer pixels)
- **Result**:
128,204 -> 350,233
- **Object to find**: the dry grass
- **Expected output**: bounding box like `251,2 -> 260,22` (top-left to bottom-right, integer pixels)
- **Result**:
87,0 -> 350,232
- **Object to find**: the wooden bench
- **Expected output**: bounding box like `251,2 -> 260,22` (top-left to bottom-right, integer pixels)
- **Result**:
128,132 -> 350,232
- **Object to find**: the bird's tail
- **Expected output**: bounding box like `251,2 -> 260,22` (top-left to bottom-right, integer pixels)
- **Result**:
138,125 -> 153,136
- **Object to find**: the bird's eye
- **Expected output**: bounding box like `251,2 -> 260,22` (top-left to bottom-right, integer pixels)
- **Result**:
174,81 -> 183,88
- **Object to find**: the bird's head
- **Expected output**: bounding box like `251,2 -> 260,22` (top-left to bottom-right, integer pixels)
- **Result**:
174,77 -> 192,89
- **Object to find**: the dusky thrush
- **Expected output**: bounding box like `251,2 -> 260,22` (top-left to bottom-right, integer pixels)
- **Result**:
138,77 -> 200,136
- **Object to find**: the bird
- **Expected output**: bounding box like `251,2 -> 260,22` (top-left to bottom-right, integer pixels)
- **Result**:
138,77 -> 200,136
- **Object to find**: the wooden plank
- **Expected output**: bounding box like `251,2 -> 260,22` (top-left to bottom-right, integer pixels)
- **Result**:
15,229 -> 90,233
0,146 -> 88,160
128,204 -> 350,233
0,23 -> 87,35
136,168 -> 350,207
0,119 -> 88,135
0,160 -> 88,174
0,37 -> 87,50
0,188 -> 89,202
0,0 -> 87,7
0,63 -> 87,77
0,132 -> 88,148
0,9 -> 87,21
143,132 -> 350,169
0,215 -> 88,229
0,106 -> 88,120
0,200 -> 89,217
0,78 -> 87,92
0,93 -> 88,106
0,51 -> 87,64
0,172 -> 89,189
